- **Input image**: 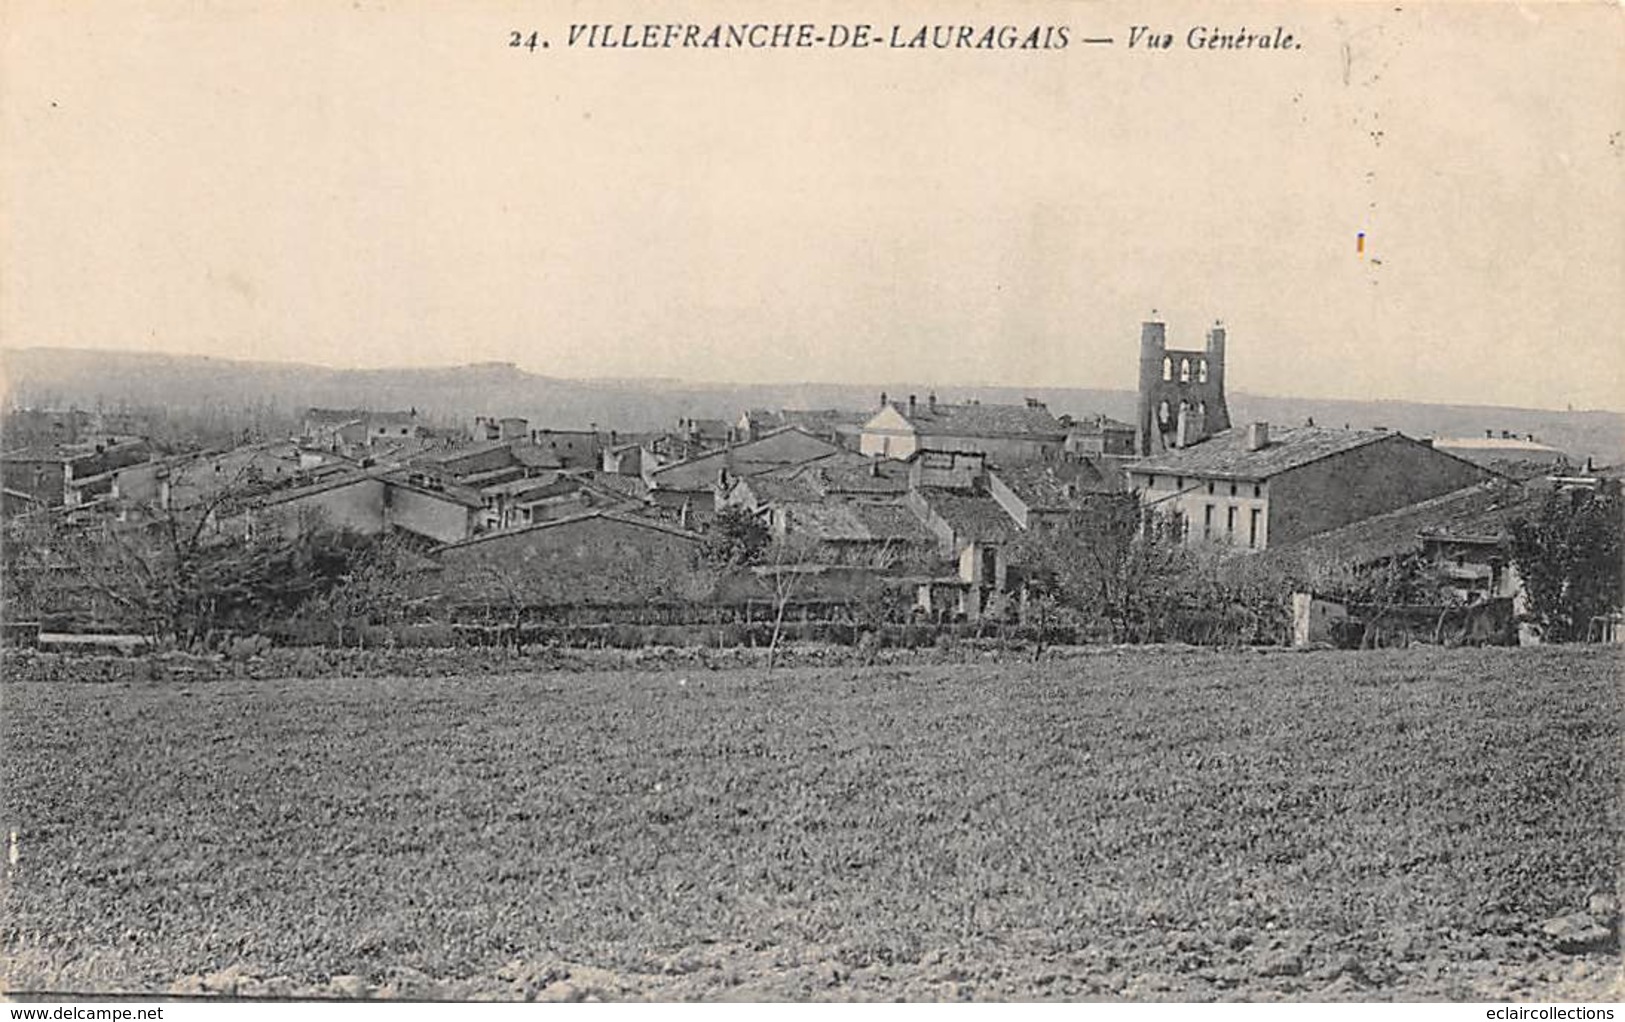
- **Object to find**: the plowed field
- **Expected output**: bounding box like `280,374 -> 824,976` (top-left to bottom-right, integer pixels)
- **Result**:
2,646 -> 1619,1000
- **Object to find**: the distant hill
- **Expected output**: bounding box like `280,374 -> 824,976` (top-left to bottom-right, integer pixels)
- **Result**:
3,347 -> 1620,464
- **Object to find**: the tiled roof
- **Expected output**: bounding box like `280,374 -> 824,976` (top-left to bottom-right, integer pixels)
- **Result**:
816,457 -> 911,495
784,500 -> 933,544
896,401 -> 1064,439
739,474 -> 820,504
848,501 -> 936,543
1275,479 -> 1542,565
918,489 -> 1016,543
1127,426 -> 1418,480
415,441 -> 509,465
781,408 -> 869,429
993,463 -> 1110,508
648,427 -> 841,490
579,472 -> 650,501
510,444 -> 566,469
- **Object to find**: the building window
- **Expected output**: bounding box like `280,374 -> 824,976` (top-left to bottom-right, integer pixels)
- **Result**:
1227,505 -> 1237,539
1146,474 -> 1157,489
1179,358 -> 1192,383
1249,508 -> 1261,548
1198,360 -> 1209,383
1206,481 -> 1215,495
1204,504 -> 1214,538
1229,482 -> 1237,497
1162,356 -> 1172,381
1253,483 -> 1262,498
1176,476 -> 1185,490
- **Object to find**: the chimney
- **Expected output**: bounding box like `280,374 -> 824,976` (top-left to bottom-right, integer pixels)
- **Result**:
879,391 -> 888,408
928,392 -> 937,413
1246,422 -> 1270,451
908,394 -> 917,418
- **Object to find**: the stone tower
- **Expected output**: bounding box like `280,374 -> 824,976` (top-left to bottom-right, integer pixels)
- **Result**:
1135,318 -> 1233,456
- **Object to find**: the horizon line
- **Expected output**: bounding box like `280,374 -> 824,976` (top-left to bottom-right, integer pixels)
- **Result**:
1,344 -> 1619,418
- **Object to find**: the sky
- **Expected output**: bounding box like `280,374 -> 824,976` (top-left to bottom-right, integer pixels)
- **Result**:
2,0 -> 1621,411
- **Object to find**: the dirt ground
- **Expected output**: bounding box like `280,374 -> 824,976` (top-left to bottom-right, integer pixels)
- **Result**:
2,645 -> 1619,1002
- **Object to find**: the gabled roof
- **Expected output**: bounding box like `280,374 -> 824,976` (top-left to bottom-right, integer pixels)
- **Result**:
877,400 -> 1065,439
1127,426 -> 1472,481
435,509 -> 701,552
647,426 -> 841,490
1273,479 -> 1542,566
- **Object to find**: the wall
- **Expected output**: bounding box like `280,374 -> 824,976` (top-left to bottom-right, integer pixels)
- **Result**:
111,460 -> 168,506
1128,471 -> 1271,550
262,477 -> 388,537
602,445 -> 642,476
986,471 -> 1029,528
438,515 -> 707,604
859,406 -> 917,459
1268,436 -> 1494,547
531,430 -> 599,466
387,484 -> 474,544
